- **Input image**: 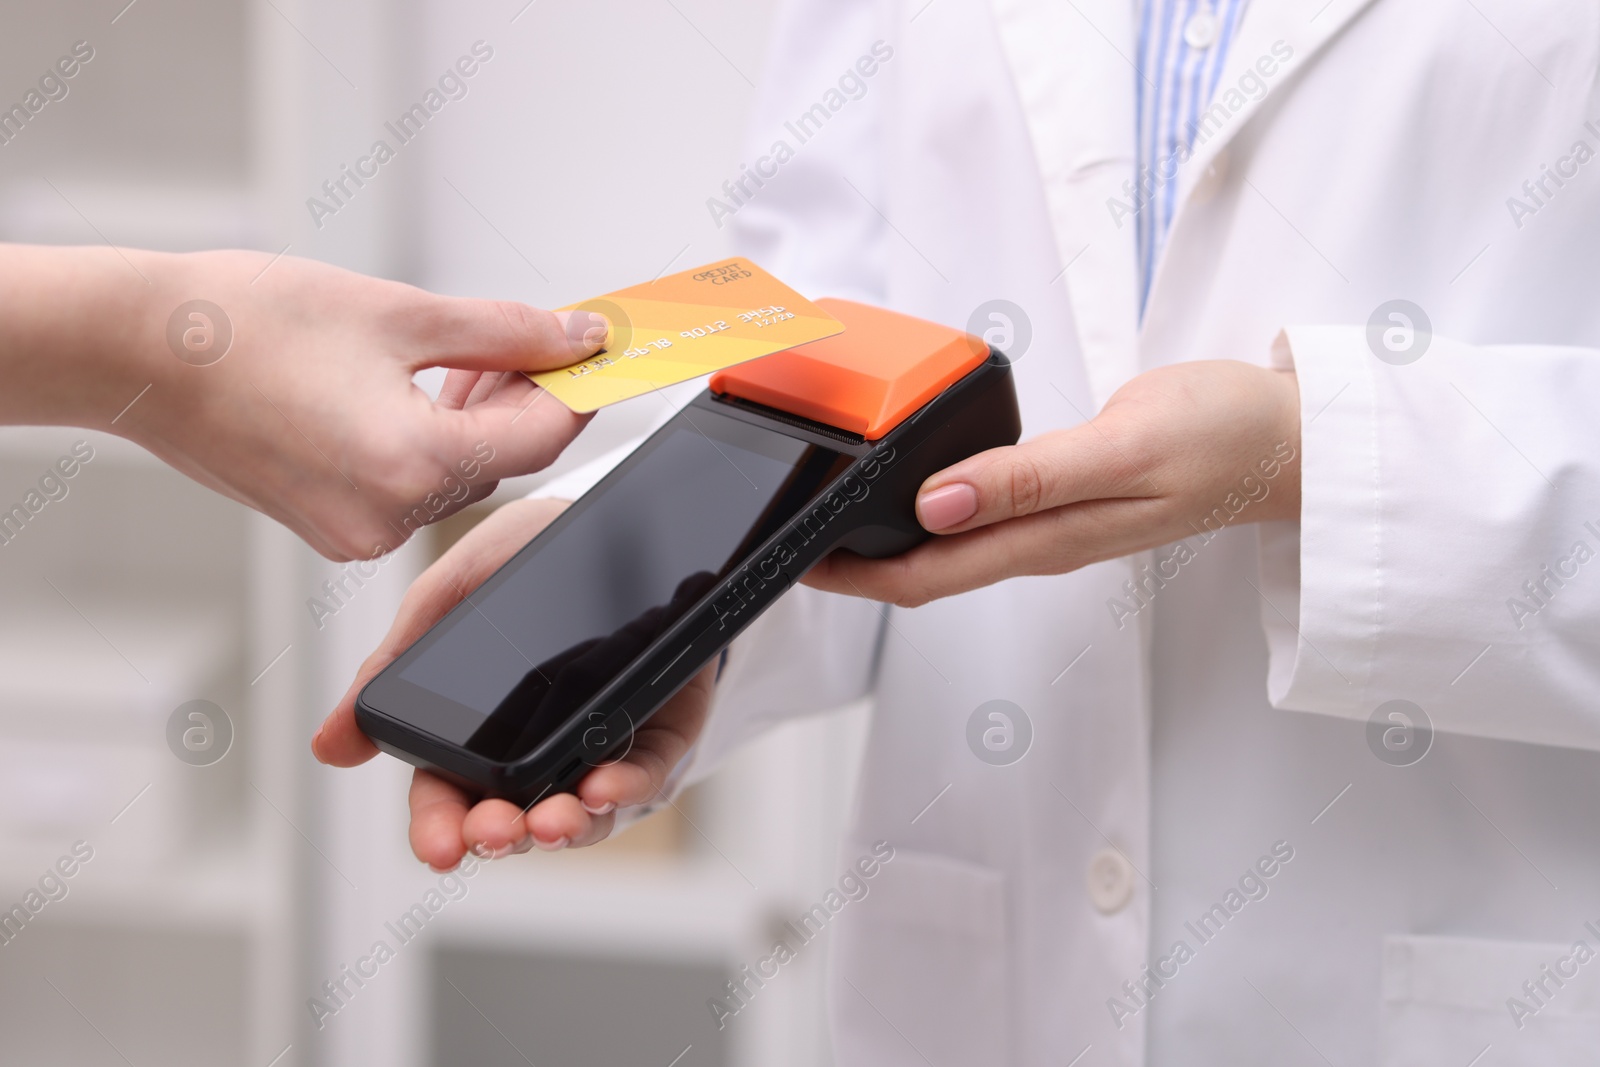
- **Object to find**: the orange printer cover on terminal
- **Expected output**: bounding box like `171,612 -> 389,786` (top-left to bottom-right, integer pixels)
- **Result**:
710,298 -> 989,440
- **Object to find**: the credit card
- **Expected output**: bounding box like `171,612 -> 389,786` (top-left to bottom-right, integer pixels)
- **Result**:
528,258 -> 845,412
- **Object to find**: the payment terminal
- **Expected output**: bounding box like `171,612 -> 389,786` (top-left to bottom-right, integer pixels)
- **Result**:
355,298 -> 1022,803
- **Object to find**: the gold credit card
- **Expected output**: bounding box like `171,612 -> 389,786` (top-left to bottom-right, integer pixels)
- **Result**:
528,258 -> 845,412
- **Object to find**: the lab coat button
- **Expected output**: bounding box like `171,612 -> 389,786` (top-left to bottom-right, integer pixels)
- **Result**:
1191,149 -> 1230,205
1184,11 -> 1218,50
1087,848 -> 1135,914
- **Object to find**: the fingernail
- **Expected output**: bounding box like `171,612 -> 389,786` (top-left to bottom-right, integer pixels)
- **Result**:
310,726 -> 324,755
917,483 -> 978,531
566,310 -> 608,352
533,835 -> 569,853
510,838 -> 535,855
486,842 -> 516,860
580,799 -> 616,816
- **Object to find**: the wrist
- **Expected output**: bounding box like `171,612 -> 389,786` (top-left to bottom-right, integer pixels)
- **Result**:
0,244 -> 180,432
1259,368 -> 1302,523
93,248 -> 203,440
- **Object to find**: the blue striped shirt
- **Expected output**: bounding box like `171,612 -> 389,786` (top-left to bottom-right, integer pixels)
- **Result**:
1135,0 -> 1250,312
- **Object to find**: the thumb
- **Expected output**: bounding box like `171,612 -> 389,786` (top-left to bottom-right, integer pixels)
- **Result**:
408,296 -> 610,373
311,651 -> 387,768
913,424 -> 1134,534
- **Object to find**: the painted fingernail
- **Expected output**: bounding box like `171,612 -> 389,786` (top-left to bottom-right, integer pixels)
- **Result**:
533,835 -> 569,852
566,310 -> 609,352
580,799 -> 616,816
917,483 -> 978,531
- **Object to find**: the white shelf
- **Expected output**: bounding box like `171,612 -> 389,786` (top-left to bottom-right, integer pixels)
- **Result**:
0,601 -> 236,724
0,602 -> 241,873
0,180 -> 266,252
0,839 -> 264,932
430,854 -> 771,963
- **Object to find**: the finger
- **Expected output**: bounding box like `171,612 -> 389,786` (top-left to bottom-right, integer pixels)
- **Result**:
568,810 -> 616,849
313,630 -> 417,767
461,797 -> 537,856
573,664 -> 716,812
437,369 -> 483,409
463,370 -> 509,408
804,495 -> 1172,606
913,424 -> 1145,534
461,791 -> 611,857
433,384 -> 592,483
409,298 -> 610,373
441,368 -> 537,422
521,793 -> 595,851
469,368 -> 538,410
311,682 -> 382,767
409,770 -> 474,871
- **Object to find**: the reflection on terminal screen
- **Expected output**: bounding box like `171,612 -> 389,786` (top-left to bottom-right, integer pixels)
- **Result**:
390,409 -> 850,760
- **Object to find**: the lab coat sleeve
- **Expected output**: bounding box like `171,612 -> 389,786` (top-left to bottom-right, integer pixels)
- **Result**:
1257,326 -> 1600,750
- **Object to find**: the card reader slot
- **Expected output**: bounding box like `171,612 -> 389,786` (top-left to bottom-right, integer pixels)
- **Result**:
708,392 -> 866,446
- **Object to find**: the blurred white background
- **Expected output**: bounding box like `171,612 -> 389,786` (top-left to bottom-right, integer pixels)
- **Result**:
0,2 -> 870,1065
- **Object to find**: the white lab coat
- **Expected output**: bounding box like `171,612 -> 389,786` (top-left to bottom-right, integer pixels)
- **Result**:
580,0 -> 1600,1062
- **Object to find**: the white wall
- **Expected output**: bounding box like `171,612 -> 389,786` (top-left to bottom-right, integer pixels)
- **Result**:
408,0 -> 785,486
